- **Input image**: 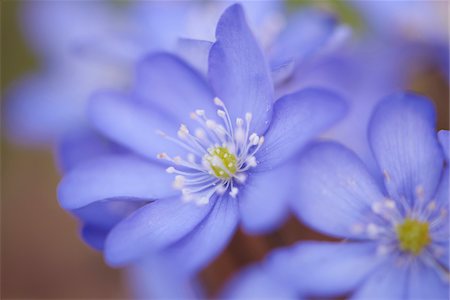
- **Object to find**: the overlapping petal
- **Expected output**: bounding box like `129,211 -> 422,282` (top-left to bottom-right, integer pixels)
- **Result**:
89,92 -> 185,159
58,155 -> 174,210
239,165 -> 293,234
292,142 -> 384,239
369,93 -> 444,203
135,52 -> 216,127
164,196 -> 239,273
256,88 -> 347,171
267,242 -> 381,298
438,130 -> 449,161
222,265 -> 297,300
104,197 -> 213,266
209,4 -> 274,134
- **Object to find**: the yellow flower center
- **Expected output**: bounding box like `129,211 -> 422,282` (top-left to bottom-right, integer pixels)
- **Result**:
396,218 -> 431,255
207,146 -> 237,179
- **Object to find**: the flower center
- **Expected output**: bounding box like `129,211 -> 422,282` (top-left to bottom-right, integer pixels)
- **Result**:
206,146 -> 237,179
157,97 -> 264,205
396,218 -> 431,255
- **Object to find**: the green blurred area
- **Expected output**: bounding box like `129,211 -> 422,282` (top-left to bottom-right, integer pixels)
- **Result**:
1,0 -> 37,92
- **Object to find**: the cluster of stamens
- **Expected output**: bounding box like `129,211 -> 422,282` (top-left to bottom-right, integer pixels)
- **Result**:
157,97 -> 264,206
351,183 -> 449,281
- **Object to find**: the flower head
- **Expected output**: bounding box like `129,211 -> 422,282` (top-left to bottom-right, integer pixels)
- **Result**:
221,93 -> 449,299
58,4 -> 347,270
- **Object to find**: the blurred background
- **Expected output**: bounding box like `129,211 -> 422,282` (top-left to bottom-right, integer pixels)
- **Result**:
1,0 -> 448,299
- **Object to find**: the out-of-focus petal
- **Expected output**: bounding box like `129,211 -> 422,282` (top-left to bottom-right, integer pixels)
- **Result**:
55,127 -> 124,173
221,265 -> 297,300
127,255 -> 203,300
438,130 -> 449,161
104,197 -> 213,266
208,4 -> 274,134
164,196 -> 239,273
89,92 -> 185,159
80,225 -> 109,251
176,39 -> 212,76
270,8 -> 347,71
135,53 -> 216,128
406,261 -> 449,299
267,241 -> 381,298
351,260 -> 410,300
368,93 -> 444,203
256,88 -> 347,171
58,155 -> 174,210
292,142 -> 384,239
239,165 -> 293,234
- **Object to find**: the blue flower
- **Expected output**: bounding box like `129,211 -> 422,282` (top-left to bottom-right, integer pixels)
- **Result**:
221,93 -> 449,300
58,4 -> 347,270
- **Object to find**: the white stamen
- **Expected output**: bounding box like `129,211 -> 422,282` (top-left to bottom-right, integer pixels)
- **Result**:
157,98 -> 263,205
230,187 -> 238,198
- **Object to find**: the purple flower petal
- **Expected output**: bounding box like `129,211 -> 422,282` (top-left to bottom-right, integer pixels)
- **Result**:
221,265 -> 297,300
58,155 -> 175,210
80,225 -> 109,251
89,92 -> 185,159
292,142 -> 384,239
104,197 -> 213,266
164,195 -> 239,273
406,261 -> 449,299
256,88 -> 347,171
239,166 -> 293,234
176,38 -> 213,76
56,127 -> 124,173
369,93 -> 444,203
208,4 -> 274,134
266,241 -> 381,298
351,260 -> 410,299
135,53 -> 216,128
438,130 -> 449,161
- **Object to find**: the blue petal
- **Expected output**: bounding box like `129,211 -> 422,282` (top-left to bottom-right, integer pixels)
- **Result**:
104,198 -> 213,266
292,142 -> 384,239
266,241 -> 381,298
127,256 -> 203,300
73,199 -> 145,229
208,4 -> 274,134
164,195 -> 239,273
58,155 -> 175,210
4,72 -> 85,145
256,88 -> 347,171
21,0 -> 114,59
89,92 -> 186,159
351,260 -> 409,300
438,130 -> 449,161
239,165 -> 293,234
80,225 -> 109,251
270,9 -> 345,71
406,261 -> 449,299
369,93 -> 444,203
221,265 -> 297,300
135,53 -> 216,128
56,127 -> 124,173
176,39 -> 213,76
434,169 -> 449,269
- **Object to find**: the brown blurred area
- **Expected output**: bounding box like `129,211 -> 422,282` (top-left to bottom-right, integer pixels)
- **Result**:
1,0 -> 449,299
1,1 -> 126,299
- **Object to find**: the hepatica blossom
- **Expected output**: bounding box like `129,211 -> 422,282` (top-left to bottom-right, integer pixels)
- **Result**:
234,93 -> 448,299
58,4 -> 346,270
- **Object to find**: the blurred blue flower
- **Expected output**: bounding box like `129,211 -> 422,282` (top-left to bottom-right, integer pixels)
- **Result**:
222,93 -> 449,300
349,0 -> 449,78
57,4 -> 347,271
4,0 -> 281,169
